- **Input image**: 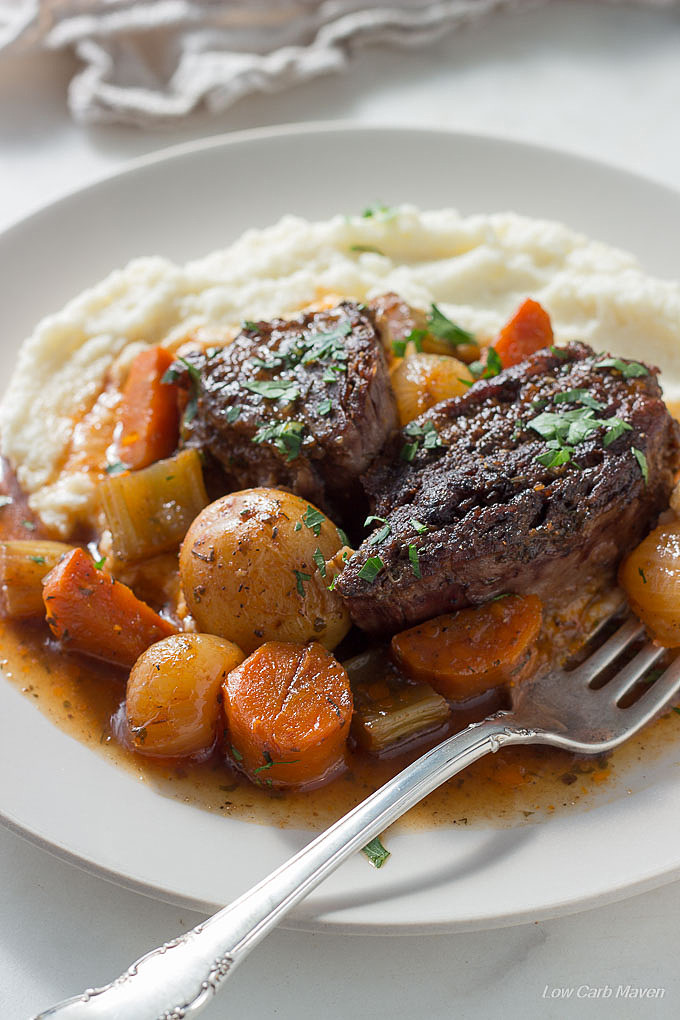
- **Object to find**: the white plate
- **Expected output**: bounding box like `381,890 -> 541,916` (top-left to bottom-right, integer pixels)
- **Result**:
2,124 -> 680,934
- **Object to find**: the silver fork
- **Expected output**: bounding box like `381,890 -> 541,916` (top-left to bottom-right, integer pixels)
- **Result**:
37,615 -> 680,1020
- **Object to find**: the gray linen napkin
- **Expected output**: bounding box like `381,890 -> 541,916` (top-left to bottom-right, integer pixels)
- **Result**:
0,1 -> 677,126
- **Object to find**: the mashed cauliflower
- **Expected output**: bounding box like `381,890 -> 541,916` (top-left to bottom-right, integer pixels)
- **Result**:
2,206 -> 680,536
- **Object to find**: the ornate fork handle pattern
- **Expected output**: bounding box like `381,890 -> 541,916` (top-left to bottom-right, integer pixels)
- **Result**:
37,715 -> 525,1019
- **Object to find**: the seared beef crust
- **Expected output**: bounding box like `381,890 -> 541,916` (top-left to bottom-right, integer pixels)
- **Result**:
186,301 -> 398,516
336,342 -> 680,634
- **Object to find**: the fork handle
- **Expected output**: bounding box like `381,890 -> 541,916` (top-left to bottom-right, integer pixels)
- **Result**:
37,714 -> 526,1020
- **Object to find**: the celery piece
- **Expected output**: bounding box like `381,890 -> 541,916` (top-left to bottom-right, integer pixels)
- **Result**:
346,648 -> 450,753
0,540 -> 74,619
99,448 -> 208,563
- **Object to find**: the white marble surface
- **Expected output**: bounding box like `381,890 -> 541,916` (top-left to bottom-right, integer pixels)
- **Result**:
2,2 -> 680,1017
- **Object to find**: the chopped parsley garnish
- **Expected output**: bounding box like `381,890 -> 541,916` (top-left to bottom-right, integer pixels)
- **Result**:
408,544 -> 421,578
253,751 -> 300,775
243,321 -> 260,332
550,345 -> 569,359
161,355 -> 201,385
318,398 -> 333,416
469,347 -> 502,380
22,520 -> 36,531
361,836 -> 390,869
350,244 -> 384,255
528,405 -> 632,468
0,495 -> 12,509
337,527 -> 350,547
93,556 -> 106,570
313,548 -> 327,577
632,446 -> 648,484
252,420 -> 305,461
400,420 -> 443,460
364,514 -> 388,528
302,505 -> 326,536
410,519 -> 428,534
597,357 -> 649,379
244,379 -> 300,402
638,567 -> 647,585
404,328 -> 424,353
553,389 -> 604,411
225,405 -> 241,423
427,304 -> 476,347
300,322 -> 352,367
361,203 -> 395,219
368,524 -> 391,546
105,461 -> 128,475
392,339 -> 407,358
294,522 -> 302,532
230,745 -> 244,762
294,570 -> 312,596
357,556 -> 385,583
400,441 -> 419,463
29,555 -> 46,565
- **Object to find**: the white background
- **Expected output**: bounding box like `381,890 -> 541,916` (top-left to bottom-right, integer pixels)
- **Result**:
2,2 -> 680,1017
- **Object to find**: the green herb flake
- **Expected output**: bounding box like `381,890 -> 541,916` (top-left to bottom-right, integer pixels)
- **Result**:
294,570 -> 312,596
243,321 -> 260,332
357,556 -> 385,583
410,519 -> 428,534
469,347 -> 502,381
93,556 -> 106,571
632,446 -> 648,484
364,514 -> 388,528
252,420 -> 305,462
597,357 -> 649,379
427,304 -> 476,347
536,446 -> 572,468
105,461 -> 128,475
294,521 -> 302,532
550,345 -> 569,360
230,744 -> 243,762
302,505 -> 326,536
638,566 -> 647,585
313,547 -> 327,577
361,836 -> 391,869
244,379 -> 300,402
225,405 -> 241,423
28,555 -> 46,565
553,389 -> 605,411
408,544 -> 421,578
405,328 -> 425,353
392,339 -> 407,358
22,520 -> 37,531
350,244 -> 385,255
0,495 -> 12,509
368,525 -> 391,546
337,528 -> 350,547
361,203 -> 395,220
318,398 -> 333,416
673,706 -> 680,716
602,418 -> 633,446
400,441 -> 419,462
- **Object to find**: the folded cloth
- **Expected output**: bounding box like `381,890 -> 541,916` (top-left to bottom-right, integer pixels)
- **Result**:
0,1 -> 677,126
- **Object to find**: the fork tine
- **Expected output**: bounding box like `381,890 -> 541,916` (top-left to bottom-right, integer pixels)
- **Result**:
570,616 -> 645,686
615,655 -> 680,732
601,641 -> 666,703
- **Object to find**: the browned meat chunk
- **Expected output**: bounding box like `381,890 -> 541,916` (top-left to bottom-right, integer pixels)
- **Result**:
336,342 -> 680,634
185,301 -> 398,516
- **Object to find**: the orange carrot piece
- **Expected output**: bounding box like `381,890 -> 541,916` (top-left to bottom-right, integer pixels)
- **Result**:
223,641 -> 353,789
42,548 -> 177,667
391,595 -> 543,702
117,346 -> 180,470
493,299 -> 554,369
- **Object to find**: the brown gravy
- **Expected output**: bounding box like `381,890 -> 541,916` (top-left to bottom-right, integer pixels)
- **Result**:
2,462 -> 680,834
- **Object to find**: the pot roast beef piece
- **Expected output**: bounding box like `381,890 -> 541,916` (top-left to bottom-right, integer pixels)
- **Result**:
336,342 -> 680,635
185,301 -> 398,515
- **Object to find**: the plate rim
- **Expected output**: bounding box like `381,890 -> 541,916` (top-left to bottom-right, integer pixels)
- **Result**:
3,120 -> 680,934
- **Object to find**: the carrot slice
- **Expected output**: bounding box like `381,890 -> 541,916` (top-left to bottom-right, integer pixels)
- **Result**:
223,641 -> 353,789
391,595 -> 543,701
42,548 -> 176,667
493,299 -> 554,368
117,346 -> 180,470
